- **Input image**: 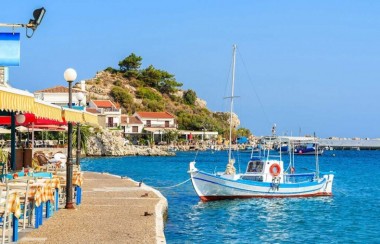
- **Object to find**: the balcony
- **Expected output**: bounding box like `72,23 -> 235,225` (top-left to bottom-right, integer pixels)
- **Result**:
103,108 -> 120,112
106,123 -> 119,128
145,123 -> 177,128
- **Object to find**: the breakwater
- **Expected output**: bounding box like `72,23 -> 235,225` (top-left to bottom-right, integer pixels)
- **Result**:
318,138 -> 380,150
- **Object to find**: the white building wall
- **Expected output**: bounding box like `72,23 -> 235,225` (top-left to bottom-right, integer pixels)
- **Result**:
123,124 -> 144,134
35,92 -> 87,106
140,118 -> 175,127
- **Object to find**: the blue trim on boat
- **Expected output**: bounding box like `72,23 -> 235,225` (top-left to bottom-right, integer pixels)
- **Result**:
193,172 -> 326,195
199,170 -> 326,188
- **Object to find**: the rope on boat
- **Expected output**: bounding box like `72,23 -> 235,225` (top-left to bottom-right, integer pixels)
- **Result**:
153,177 -> 192,189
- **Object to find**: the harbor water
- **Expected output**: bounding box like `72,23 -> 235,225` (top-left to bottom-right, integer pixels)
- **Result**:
82,150 -> 380,243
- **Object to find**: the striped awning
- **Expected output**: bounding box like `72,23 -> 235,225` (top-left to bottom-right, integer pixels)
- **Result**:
0,86 -> 98,125
0,86 -> 34,113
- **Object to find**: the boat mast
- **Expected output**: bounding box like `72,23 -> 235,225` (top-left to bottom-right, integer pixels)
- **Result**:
228,44 -> 237,163
315,141 -> 320,179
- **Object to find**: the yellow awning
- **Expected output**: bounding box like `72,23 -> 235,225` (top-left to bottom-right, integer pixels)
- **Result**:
82,111 -> 98,125
62,109 -> 98,125
0,86 -> 98,125
0,86 -> 34,113
33,100 -> 63,121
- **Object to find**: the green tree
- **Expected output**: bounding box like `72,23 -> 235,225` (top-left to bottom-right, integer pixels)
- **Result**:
140,65 -> 182,94
72,125 -> 92,154
143,99 -> 164,111
164,129 -> 179,143
104,67 -> 118,74
118,53 -> 142,72
139,65 -> 161,88
237,127 -> 252,137
110,87 -> 133,111
183,89 -> 197,105
136,87 -> 162,101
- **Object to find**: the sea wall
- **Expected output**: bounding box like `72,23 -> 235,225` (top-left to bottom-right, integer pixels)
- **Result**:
86,130 -> 174,156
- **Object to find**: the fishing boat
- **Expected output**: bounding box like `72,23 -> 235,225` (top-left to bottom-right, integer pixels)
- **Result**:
294,143 -> 324,155
188,45 -> 334,201
275,144 -> 289,153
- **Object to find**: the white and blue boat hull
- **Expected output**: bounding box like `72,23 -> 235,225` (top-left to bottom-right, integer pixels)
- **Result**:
189,168 -> 334,201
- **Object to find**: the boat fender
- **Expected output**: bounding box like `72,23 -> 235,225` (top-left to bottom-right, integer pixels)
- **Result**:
269,164 -> 281,177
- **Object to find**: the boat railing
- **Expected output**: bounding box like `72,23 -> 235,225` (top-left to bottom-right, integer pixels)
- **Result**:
241,174 -> 263,181
240,172 -> 316,184
283,173 -> 315,183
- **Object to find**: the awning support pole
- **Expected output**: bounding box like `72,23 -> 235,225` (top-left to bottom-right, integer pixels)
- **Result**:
10,112 -> 16,170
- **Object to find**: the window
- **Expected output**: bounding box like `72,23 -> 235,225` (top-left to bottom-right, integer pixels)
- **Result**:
132,126 -> 138,133
246,161 -> 264,173
147,120 -> 151,127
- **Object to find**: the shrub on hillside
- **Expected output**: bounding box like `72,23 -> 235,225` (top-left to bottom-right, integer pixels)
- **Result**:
136,87 -> 162,101
110,87 -> 133,108
183,89 -> 197,105
113,80 -> 122,87
104,67 -> 118,74
143,99 -> 164,112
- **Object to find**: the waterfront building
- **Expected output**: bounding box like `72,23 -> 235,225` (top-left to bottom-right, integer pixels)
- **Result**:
87,100 -> 121,128
120,115 -> 144,135
33,81 -> 87,108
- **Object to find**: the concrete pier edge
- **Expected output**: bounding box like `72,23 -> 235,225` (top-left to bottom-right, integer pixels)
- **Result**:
94,171 -> 168,244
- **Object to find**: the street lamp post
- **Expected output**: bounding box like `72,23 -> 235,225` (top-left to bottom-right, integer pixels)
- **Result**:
76,92 -> 84,166
64,68 -> 77,209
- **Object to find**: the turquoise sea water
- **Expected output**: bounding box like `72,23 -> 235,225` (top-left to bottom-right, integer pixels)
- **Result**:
82,150 -> 380,243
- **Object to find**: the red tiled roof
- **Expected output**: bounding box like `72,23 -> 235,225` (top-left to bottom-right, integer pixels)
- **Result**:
120,115 -> 143,125
35,86 -> 83,93
86,108 -> 100,114
136,111 -> 175,119
92,100 -> 116,108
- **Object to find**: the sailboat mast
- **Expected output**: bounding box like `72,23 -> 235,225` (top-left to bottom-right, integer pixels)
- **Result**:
228,44 -> 237,163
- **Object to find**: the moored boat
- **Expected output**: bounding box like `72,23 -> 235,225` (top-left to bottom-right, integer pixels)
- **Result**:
188,45 -> 334,201
294,143 -> 324,155
189,150 -> 334,201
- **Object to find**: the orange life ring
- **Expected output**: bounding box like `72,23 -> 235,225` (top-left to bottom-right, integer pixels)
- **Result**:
269,164 -> 281,177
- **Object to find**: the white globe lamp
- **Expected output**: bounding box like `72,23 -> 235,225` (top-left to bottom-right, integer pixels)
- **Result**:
64,68 -> 77,82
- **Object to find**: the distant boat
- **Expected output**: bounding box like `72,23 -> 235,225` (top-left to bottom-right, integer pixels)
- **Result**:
237,145 -> 259,153
294,143 -> 324,155
275,144 -> 289,153
188,45 -> 334,201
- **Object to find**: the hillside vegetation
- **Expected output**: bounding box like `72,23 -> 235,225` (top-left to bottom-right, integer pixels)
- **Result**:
82,53 -> 251,138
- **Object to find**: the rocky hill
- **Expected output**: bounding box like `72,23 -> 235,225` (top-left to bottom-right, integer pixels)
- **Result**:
76,66 -> 241,135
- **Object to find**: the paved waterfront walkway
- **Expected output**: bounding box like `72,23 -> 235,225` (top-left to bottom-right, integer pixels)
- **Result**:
18,172 -> 167,244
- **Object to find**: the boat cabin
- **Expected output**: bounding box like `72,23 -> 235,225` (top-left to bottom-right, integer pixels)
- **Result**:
243,158 -> 284,183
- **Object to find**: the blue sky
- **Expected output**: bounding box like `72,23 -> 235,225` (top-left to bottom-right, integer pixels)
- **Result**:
2,1 -> 380,138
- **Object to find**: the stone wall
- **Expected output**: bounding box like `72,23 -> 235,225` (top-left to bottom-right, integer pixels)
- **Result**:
86,129 -> 174,156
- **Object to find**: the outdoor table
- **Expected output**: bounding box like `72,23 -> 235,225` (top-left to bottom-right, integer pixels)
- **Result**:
28,183 -> 44,228
73,172 -> 84,205
43,178 -> 61,211
0,189 -> 22,242
54,171 -> 84,205
8,191 -> 21,242
28,180 -> 55,228
35,178 -> 59,215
